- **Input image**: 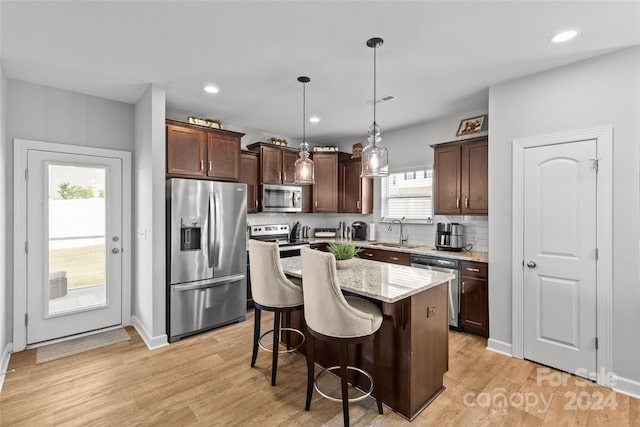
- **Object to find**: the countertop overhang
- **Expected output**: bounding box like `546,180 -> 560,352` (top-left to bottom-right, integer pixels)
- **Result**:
281,256 -> 454,304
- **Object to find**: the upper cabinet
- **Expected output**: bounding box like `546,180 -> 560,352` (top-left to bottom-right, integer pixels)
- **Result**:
339,158 -> 373,214
166,119 -> 244,181
239,150 -> 260,213
313,152 -> 340,213
247,142 -> 299,185
433,136 -> 488,215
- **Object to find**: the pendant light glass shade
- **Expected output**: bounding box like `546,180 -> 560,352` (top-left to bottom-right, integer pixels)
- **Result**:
294,76 -> 315,185
361,37 -> 389,178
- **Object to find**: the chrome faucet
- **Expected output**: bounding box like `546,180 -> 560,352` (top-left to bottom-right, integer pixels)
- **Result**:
388,218 -> 408,245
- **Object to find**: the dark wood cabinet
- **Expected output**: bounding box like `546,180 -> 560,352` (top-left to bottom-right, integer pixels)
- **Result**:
207,132 -> 240,180
239,151 -> 259,213
247,142 -> 301,185
339,158 -> 373,214
166,119 -> 243,181
282,150 -> 299,185
460,261 -> 488,337
461,140 -> 489,214
433,136 -> 488,215
309,242 -> 329,252
357,247 -> 411,266
313,153 -> 340,213
166,124 -> 206,176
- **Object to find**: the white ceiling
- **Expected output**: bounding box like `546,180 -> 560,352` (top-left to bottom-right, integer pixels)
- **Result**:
1,1 -> 639,144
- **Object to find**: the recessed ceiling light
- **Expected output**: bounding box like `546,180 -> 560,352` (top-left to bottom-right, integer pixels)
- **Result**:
204,85 -> 219,94
309,116 -> 320,123
550,29 -> 580,43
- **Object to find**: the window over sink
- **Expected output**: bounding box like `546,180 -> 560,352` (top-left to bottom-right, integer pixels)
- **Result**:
381,168 -> 433,222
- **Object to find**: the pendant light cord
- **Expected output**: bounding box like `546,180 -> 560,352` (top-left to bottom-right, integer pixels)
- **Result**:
373,43 -> 377,126
302,81 -> 306,145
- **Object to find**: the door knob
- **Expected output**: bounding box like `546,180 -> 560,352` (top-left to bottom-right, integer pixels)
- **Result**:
527,261 -> 536,268
112,248 -> 120,254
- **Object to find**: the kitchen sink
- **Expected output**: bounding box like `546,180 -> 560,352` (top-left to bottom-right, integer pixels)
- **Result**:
372,243 -> 421,249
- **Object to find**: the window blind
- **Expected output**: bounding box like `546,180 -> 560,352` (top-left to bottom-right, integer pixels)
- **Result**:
382,169 -> 432,221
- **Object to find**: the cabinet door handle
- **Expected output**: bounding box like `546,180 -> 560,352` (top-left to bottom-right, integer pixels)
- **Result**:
390,256 -> 399,261
357,200 -> 360,209
364,253 -> 373,257
465,197 -> 469,208
315,200 -> 317,208
279,171 -> 282,182
283,172 -> 287,181
255,199 -> 258,209
462,281 -> 465,294
209,160 -> 212,172
200,160 -> 204,171
466,267 -> 480,272
456,198 -> 460,209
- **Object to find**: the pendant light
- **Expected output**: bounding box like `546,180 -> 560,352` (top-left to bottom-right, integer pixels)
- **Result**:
361,37 -> 389,178
294,76 -> 315,185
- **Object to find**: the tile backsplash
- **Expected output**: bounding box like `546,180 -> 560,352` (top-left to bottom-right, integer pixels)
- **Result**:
247,212 -> 488,253
375,215 -> 488,252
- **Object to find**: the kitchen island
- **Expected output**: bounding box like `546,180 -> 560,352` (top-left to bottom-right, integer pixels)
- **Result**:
280,256 -> 454,420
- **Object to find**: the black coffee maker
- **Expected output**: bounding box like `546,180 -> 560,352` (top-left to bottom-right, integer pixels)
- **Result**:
435,222 -> 465,251
351,221 -> 368,241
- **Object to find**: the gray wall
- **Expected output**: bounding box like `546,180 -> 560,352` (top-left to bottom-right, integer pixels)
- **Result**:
0,63 -> 8,385
335,109 -> 489,250
4,79 -> 135,343
133,84 -> 166,345
488,46 -> 640,384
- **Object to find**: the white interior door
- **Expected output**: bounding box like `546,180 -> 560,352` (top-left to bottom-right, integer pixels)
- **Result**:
26,149 -> 122,344
523,139 -> 597,377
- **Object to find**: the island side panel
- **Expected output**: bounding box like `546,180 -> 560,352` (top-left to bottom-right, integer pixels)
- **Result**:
409,282 -> 449,417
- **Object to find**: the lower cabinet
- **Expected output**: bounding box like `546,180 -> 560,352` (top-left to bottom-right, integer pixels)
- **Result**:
357,247 -> 411,266
460,261 -> 488,337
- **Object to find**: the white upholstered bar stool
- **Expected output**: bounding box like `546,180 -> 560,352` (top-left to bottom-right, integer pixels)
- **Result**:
248,239 -> 305,386
300,247 -> 383,426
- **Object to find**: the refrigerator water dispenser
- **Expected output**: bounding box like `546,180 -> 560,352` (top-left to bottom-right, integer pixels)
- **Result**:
180,216 -> 202,250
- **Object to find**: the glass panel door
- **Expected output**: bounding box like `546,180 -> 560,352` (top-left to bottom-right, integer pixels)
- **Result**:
27,149 -> 122,344
47,164 -> 107,315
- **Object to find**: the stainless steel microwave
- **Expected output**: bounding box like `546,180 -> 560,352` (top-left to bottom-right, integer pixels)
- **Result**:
262,184 -> 302,212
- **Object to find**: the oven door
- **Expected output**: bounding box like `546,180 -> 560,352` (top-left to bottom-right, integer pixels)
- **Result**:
262,184 -> 302,212
279,244 -> 308,258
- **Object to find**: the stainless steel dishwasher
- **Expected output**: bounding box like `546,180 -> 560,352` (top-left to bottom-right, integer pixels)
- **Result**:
410,254 -> 461,329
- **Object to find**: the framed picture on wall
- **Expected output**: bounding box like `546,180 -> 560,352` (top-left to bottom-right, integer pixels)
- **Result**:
456,114 -> 488,136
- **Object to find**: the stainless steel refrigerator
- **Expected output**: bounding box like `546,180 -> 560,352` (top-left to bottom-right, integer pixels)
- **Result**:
167,178 -> 247,342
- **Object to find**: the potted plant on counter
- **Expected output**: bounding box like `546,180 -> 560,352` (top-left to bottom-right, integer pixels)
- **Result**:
328,242 -> 360,269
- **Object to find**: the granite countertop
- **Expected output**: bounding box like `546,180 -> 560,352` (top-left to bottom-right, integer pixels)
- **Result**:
307,238 -> 489,263
280,256 -> 454,304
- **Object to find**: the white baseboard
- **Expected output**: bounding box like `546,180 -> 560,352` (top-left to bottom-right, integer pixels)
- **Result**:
487,338 -> 513,357
0,341 -> 14,392
613,375 -> 640,400
132,316 -> 168,350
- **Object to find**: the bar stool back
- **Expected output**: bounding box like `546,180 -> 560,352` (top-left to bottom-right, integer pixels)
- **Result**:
300,247 -> 383,426
248,239 -> 304,386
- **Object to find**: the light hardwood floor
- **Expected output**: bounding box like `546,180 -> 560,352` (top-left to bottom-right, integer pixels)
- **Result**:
1,311 -> 638,426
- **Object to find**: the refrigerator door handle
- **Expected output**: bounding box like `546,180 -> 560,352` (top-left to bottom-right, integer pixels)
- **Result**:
172,274 -> 246,292
214,192 -> 222,269
208,192 -> 214,269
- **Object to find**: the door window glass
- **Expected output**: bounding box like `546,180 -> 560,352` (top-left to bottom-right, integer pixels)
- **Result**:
47,164 -> 107,315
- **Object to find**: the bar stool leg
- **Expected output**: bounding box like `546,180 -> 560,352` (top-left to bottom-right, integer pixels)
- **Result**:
374,332 -> 383,414
285,310 -> 292,350
251,307 -> 261,367
271,310 -> 281,386
338,342 -> 350,427
305,332 -> 315,410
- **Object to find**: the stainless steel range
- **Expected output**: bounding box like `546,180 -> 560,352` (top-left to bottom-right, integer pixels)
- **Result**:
248,224 -> 309,257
